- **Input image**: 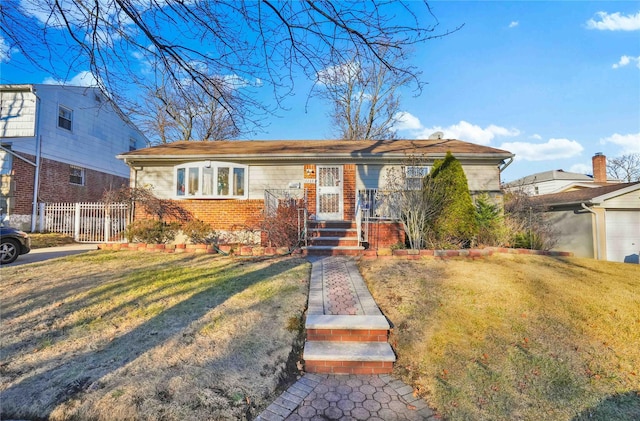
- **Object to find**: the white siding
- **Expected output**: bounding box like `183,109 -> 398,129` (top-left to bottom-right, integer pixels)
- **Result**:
248,165 -> 304,199
1,85 -> 148,178
463,165 -> 502,192
0,90 -> 36,137
136,166 -> 174,198
356,163 -> 502,192
356,164 -> 397,190
135,164 -> 306,200
602,190 -> 640,209
547,210 -> 595,259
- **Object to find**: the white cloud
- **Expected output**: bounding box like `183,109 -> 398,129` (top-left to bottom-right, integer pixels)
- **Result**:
569,163 -> 591,175
508,21 -> 519,28
0,36 -> 10,63
500,138 -> 584,161
316,61 -> 360,85
393,114 -> 520,145
601,132 -> 640,153
530,134 -> 542,140
586,11 -> 640,31
43,71 -> 99,87
394,111 -> 423,131
612,55 -> 640,69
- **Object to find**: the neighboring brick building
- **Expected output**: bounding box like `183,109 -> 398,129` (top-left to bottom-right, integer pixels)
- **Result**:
0,84 -> 149,231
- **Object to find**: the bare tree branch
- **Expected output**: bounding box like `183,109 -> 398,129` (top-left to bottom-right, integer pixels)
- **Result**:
2,0 -> 461,139
607,153 -> 640,182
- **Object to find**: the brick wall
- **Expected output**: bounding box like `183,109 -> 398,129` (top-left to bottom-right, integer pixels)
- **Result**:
177,199 -> 264,231
136,198 -> 265,231
10,152 -> 128,214
366,221 -> 405,249
343,164 -> 356,220
11,153 -> 35,215
304,164 -> 316,218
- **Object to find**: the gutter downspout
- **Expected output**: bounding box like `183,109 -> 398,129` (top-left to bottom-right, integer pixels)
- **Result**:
581,203 -> 601,260
499,157 -> 513,173
31,88 -> 42,232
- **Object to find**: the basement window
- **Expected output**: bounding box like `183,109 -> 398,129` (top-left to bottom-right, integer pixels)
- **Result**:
69,165 -> 85,185
175,162 -> 247,199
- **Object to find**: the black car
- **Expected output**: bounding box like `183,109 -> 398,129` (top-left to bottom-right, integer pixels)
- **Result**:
1,225 -> 31,264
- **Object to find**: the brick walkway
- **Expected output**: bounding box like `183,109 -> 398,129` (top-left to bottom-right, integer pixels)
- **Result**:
256,257 -> 438,421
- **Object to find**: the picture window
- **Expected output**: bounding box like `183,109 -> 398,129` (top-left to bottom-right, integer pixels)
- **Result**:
175,162 -> 247,199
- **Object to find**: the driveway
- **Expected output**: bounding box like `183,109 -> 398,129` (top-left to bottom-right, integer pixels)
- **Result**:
5,244 -> 98,267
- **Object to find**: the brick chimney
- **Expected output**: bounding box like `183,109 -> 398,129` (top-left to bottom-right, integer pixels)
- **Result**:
592,153 -> 607,183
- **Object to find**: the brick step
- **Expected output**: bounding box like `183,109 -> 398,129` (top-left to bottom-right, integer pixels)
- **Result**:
303,341 -> 396,374
306,315 -> 390,342
308,220 -> 357,230
308,228 -> 357,237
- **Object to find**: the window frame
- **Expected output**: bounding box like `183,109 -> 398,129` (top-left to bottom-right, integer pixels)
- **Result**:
58,105 -> 73,131
69,165 -> 85,186
175,161 -> 248,199
404,165 -> 430,190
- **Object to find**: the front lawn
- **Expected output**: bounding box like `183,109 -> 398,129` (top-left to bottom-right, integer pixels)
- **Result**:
0,251 -> 309,420
359,255 -> 640,421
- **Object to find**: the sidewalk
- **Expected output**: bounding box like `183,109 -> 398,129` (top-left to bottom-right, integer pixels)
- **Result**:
256,256 -> 437,421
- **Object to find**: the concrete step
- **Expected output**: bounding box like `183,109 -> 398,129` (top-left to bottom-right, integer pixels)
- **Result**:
308,237 -> 360,247
303,341 -> 396,374
304,246 -> 365,256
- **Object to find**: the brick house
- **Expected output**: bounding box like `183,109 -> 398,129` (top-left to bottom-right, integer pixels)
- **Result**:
118,139 -> 513,253
0,84 -> 149,231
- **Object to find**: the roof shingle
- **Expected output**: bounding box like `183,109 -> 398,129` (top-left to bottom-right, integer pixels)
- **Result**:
119,139 -> 513,159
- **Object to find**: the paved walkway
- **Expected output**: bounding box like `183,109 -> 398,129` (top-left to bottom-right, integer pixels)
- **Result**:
257,256 -> 437,421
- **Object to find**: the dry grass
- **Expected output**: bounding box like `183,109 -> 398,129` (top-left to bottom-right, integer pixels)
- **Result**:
359,255 -> 640,421
28,233 -> 77,249
0,251 -> 310,420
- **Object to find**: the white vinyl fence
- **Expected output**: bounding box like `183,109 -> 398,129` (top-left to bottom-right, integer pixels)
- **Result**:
39,202 -> 130,243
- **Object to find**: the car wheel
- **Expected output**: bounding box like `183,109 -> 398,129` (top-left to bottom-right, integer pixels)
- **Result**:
0,238 -> 20,264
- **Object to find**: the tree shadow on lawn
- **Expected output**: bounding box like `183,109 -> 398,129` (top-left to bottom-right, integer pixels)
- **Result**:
0,256 -> 306,420
0,251 -> 207,321
572,391 -> 640,421
1,254 -> 238,359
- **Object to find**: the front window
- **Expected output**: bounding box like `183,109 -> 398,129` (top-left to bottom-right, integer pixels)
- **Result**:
175,162 -> 247,199
405,166 -> 429,190
58,106 -> 73,131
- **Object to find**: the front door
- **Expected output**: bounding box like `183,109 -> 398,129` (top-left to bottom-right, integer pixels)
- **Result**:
316,165 -> 343,220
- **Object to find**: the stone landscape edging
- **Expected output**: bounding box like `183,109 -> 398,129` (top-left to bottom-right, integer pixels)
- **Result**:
97,242 -> 293,256
364,247 -> 573,260
98,243 -> 573,259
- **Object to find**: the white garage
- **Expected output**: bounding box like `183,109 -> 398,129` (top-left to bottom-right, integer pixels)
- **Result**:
532,182 -> 640,263
606,210 -> 640,263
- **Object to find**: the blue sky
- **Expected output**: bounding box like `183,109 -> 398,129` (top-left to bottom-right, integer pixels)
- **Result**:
1,1 -> 638,182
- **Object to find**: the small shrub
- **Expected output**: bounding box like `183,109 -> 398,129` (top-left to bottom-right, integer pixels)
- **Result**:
182,219 -> 216,244
503,191 -> 558,250
125,219 -> 180,244
262,198 -> 302,248
474,194 -> 508,247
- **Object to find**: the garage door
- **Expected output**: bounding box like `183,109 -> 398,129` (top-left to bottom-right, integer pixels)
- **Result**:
605,210 -> 640,263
